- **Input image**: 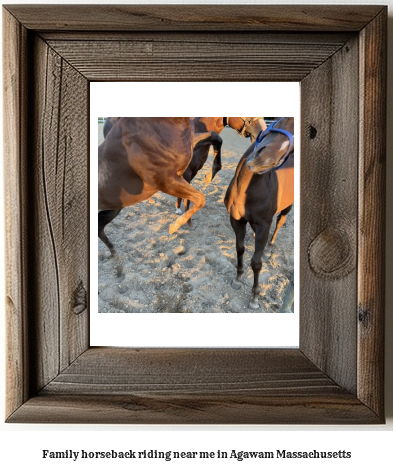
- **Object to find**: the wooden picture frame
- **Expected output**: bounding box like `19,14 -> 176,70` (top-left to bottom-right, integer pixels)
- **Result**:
3,5 -> 386,424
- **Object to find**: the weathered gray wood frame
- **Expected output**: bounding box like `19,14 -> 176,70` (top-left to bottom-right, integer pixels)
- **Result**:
3,5 -> 386,424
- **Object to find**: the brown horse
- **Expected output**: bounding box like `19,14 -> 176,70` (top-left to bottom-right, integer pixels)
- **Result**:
224,117 -> 294,309
175,117 -> 266,217
98,117 -> 222,255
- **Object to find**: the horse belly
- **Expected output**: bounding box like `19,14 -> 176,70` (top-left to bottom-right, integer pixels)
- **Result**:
99,144 -> 156,210
119,185 -> 157,208
98,175 -> 155,210
275,167 -> 294,213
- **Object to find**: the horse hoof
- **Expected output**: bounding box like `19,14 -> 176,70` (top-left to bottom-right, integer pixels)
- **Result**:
248,300 -> 259,310
175,208 -> 182,215
231,280 -> 241,290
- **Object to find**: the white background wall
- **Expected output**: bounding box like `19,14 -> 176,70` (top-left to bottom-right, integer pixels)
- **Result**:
1,0 -> 392,472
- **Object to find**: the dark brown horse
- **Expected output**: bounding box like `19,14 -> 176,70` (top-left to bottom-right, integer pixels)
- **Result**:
175,117 -> 266,217
224,117 -> 294,309
98,117 -> 222,255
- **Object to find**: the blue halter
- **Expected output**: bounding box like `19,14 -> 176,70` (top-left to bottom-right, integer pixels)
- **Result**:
253,118 -> 294,170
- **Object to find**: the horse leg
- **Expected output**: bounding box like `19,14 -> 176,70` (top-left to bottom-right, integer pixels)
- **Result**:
205,133 -> 222,184
281,272 -> 294,312
175,166 -> 193,216
184,198 -> 193,227
192,131 -> 223,185
175,196 -> 194,228
161,177 -> 206,234
98,209 -> 121,256
176,198 -> 193,225
182,174 -> 193,226
175,197 -> 183,215
230,216 -> 247,290
249,221 -> 271,309
270,204 -> 292,244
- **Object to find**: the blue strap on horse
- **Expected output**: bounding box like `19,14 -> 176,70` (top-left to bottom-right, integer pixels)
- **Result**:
254,118 -> 294,170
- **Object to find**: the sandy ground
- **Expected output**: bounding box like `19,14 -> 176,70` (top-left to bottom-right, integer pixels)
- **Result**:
98,122 -> 294,313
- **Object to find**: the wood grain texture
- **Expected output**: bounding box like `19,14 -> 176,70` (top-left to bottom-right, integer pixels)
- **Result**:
358,9 -> 386,417
29,36 -> 89,388
7,348 -> 379,424
45,348 -> 341,396
300,36 -> 359,393
46,36 -> 348,82
3,5 -> 384,31
40,31 -> 354,44
3,5 -> 386,424
3,9 -> 30,417
9,392 -> 378,425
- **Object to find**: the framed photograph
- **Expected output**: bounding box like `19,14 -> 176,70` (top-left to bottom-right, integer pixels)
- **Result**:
3,5 -> 386,424
91,83 -> 300,348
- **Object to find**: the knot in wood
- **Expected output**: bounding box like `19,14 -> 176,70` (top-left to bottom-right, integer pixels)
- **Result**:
358,307 -> 370,327
308,228 -> 355,279
309,125 -> 317,139
72,281 -> 87,315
